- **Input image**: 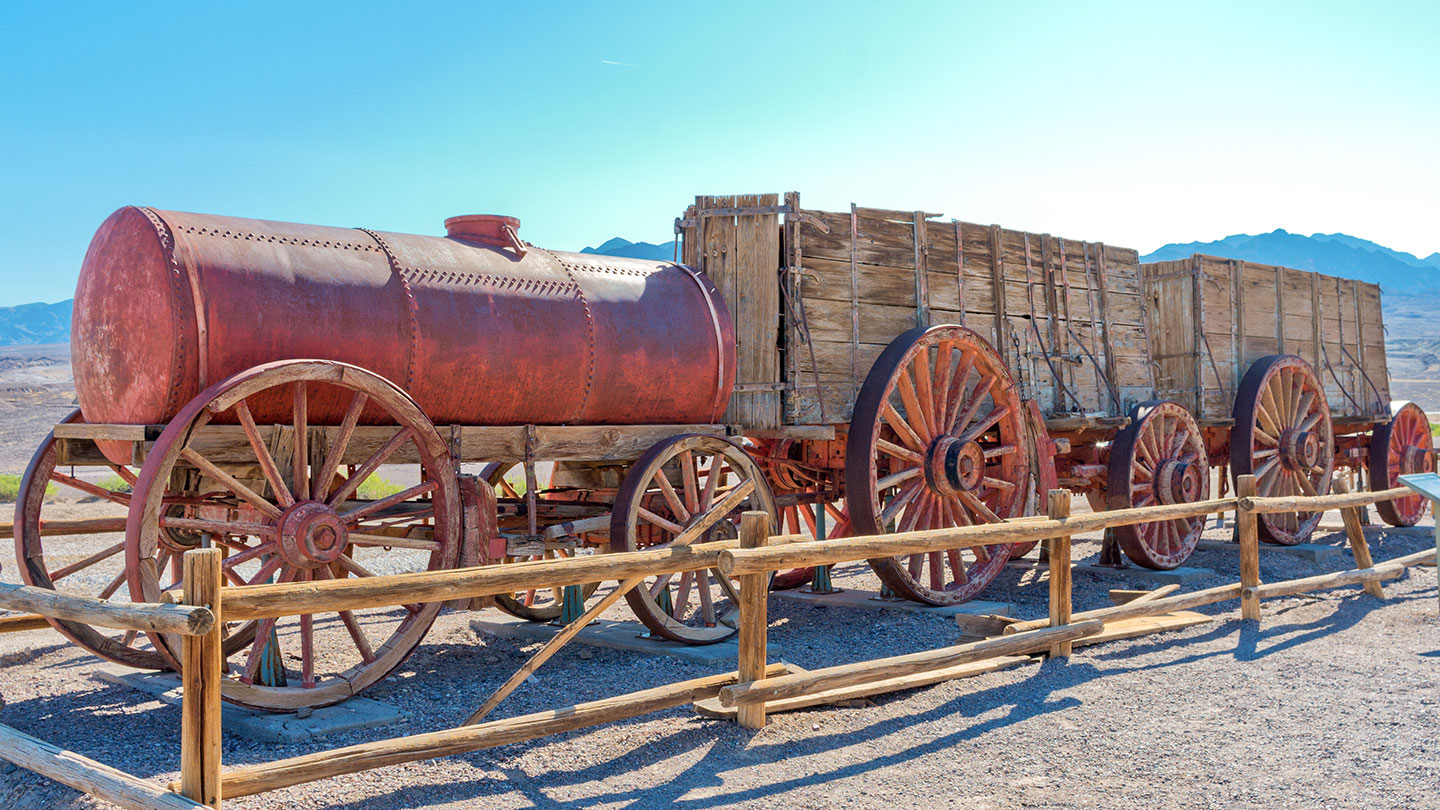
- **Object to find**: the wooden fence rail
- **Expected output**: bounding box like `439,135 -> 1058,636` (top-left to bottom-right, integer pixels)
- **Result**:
0,477 -> 1432,810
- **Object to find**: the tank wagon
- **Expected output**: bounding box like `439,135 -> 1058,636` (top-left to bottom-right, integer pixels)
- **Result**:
15,194 -> 1429,711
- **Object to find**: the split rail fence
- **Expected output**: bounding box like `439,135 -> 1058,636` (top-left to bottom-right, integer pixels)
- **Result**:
0,477 -> 1434,808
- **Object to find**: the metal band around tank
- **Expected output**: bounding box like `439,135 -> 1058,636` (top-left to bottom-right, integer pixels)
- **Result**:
356,228 -> 420,392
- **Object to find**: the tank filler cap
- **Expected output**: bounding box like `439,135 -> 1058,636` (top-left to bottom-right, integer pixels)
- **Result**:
444,214 -> 527,257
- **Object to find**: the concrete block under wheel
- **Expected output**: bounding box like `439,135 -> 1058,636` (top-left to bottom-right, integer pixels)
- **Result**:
769,588 -> 1014,617
91,664 -> 403,743
469,615 -> 778,665
1194,538 -> 1341,562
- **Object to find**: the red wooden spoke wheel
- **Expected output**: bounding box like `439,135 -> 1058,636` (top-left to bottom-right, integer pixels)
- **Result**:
770,500 -> 851,590
846,325 -> 1029,605
14,411 -> 253,669
126,360 -> 460,710
1231,355 -> 1334,545
610,435 -> 777,644
1106,401 -> 1211,569
479,461 -> 602,622
1369,402 -> 1435,526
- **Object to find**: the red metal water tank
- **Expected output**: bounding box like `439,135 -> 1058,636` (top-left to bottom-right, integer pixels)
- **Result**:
72,207 -> 735,443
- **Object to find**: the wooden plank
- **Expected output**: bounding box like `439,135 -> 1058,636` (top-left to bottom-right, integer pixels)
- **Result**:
212,663 -> 788,799
1237,475 -> 1261,621
692,655 -> 1032,718
0,723 -> 204,810
180,549 -> 223,809
1047,490 -> 1073,658
718,621 -> 1104,707
51,423 -> 155,442
1070,611 -> 1213,647
1003,583 -> 1243,635
1334,479 -> 1384,598
737,511 -> 770,729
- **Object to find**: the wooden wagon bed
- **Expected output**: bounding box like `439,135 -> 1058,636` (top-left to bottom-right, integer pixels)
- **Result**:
1141,255 -> 1390,426
678,193 -> 1155,432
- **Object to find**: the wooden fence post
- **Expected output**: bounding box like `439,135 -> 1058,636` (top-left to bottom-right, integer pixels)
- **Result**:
736,511 -> 771,730
1237,475 -> 1261,621
1046,490 -> 1073,658
181,548 -> 223,809
1333,479 -> 1384,598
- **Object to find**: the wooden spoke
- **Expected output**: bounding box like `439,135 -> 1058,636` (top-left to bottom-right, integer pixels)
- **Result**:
882,402 -> 926,452
1297,411 -> 1322,432
292,382 -> 309,503
110,465 -> 138,487
958,489 -> 1003,524
49,471 -> 130,506
299,574 -> 316,688
879,480 -> 924,527
949,376 -> 995,437
958,404 -> 1011,444
877,437 -> 924,464
697,570 -> 716,625
680,451 -> 700,515
932,340 -> 955,430
1254,426 -> 1279,447
698,459 -> 724,512
179,447 -> 284,521
221,542 -> 276,571
48,540 -> 125,582
246,555 -> 285,587
983,444 -> 1018,459
340,480 -> 439,523
896,365 -> 933,442
1295,471 -> 1319,497
235,399 -> 294,509
653,470 -> 690,523
347,533 -> 441,551
312,392 -> 369,501
942,353 -> 976,431
876,466 -> 921,493
980,476 -> 1016,491
912,348 -> 936,440
326,428 -> 414,507
637,506 -> 685,535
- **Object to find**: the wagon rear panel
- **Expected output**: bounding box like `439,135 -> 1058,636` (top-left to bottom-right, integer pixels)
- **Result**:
786,206 -> 1153,426
1141,254 -> 1389,423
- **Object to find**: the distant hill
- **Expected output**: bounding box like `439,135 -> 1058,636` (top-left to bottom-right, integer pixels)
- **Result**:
1141,229 -> 1440,295
0,300 -> 71,345
580,237 -> 677,262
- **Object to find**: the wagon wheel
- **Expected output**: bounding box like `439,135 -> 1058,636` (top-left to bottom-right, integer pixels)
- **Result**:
479,462 -> 601,622
770,501 -> 851,590
126,360 -> 460,710
1369,402 -> 1435,526
1231,355 -> 1334,545
610,435 -> 777,644
846,325 -> 1029,605
14,412 -> 254,669
1106,401 -> 1211,569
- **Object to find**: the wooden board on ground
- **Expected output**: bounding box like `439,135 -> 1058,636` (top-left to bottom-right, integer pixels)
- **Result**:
691,655 -> 1033,719
1069,611 -> 1213,648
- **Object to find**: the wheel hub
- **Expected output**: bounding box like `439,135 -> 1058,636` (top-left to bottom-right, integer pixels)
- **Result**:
1154,460 -> 1202,505
277,501 -> 350,569
1400,445 -> 1429,475
926,436 -> 985,496
1280,429 -> 1320,471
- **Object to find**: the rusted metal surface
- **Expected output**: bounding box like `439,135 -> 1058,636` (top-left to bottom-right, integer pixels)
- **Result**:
73,208 -> 736,462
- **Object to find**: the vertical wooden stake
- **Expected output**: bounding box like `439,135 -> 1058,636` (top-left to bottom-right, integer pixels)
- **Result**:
1237,475 -> 1262,622
1333,479 -> 1384,598
181,548 -> 223,809
1047,489 -> 1073,658
736,510 -> 771,730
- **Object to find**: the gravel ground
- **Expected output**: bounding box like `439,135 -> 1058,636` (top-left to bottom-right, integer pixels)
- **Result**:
0,507 -> 1435,810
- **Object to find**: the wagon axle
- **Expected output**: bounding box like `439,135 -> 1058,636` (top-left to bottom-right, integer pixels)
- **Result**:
925,436 -> 988,497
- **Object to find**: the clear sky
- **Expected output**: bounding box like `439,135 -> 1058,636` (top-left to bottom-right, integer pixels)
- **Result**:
2,1 -> 1436,306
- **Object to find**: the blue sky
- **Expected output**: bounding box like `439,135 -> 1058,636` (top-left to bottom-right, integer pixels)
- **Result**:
1,1 -> 1436,306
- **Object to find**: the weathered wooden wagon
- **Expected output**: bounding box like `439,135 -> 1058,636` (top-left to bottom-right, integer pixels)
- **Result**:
1141,255 -> 1434,541
677,193 -> 1215,587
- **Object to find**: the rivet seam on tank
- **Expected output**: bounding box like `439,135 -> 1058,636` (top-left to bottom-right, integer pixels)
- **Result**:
178,224 -> 382,253
544,250 -> 598,421
138,207 -> 192,416
356,228 -> 420,392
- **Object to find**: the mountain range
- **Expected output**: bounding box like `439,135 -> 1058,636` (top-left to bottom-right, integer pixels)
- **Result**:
1,230 -> 1432,346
